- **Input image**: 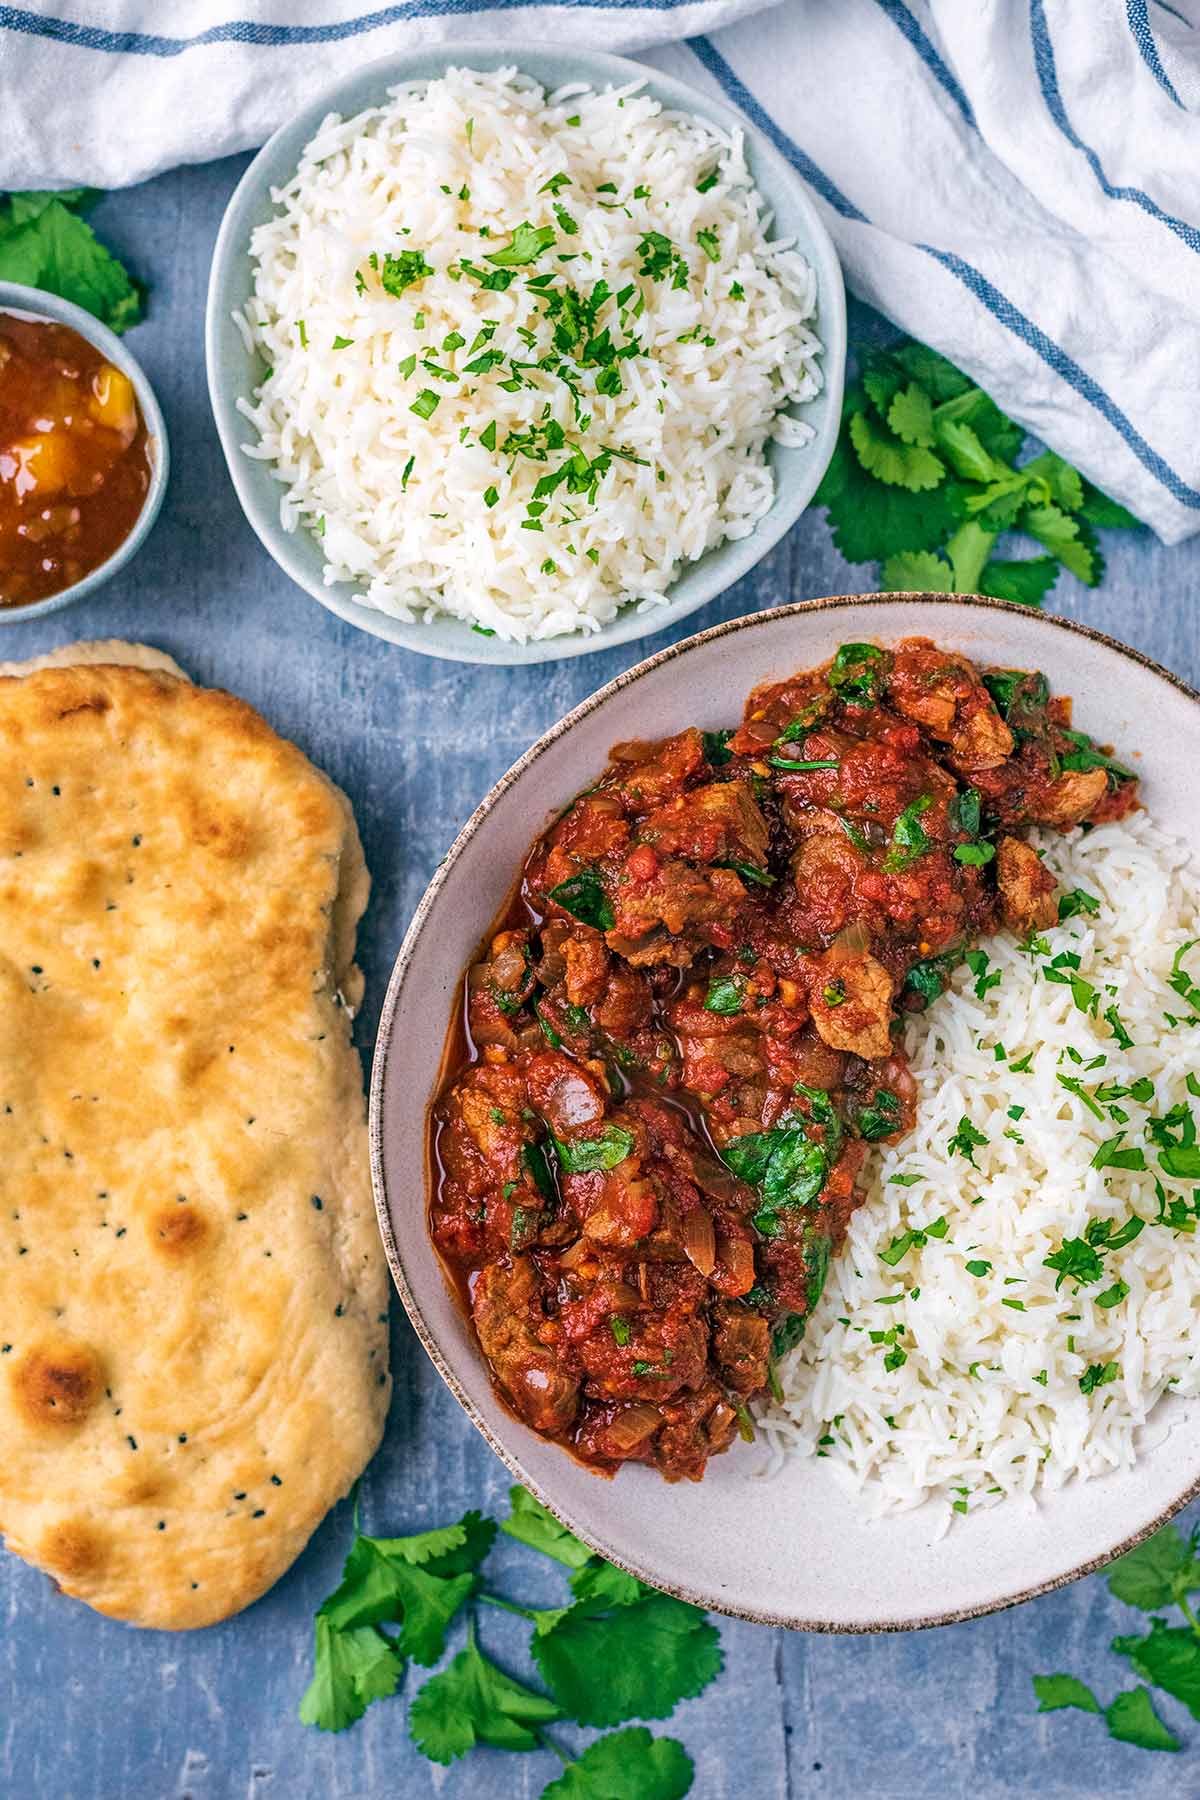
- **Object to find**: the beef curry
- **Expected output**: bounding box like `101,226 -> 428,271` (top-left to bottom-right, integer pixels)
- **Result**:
429,638 -> 1138,1482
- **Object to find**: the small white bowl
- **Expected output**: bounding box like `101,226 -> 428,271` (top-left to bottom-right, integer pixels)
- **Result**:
0,283 -> 169,624
205,43 -> 845,665
371,594 -> 1200,1631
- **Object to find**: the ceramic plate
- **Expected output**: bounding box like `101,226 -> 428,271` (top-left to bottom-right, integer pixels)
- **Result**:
204,43 -> 845,665
371,595 -> 1200,1628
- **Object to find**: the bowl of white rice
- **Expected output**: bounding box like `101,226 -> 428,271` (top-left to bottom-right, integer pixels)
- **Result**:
205,48 -> 844,663
372,592 -> 1200,1628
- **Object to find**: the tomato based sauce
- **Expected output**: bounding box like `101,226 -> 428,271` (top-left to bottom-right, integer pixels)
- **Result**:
0,312 -> 151,607
429,639 -> 1139,1483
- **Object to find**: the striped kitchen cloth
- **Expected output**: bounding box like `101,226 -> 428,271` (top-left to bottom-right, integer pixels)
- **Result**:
3,0 -> 1198,540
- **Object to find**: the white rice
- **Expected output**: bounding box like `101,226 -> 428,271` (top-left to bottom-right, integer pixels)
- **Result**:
236,66 -> 823,642
762,810 -> 1200,1532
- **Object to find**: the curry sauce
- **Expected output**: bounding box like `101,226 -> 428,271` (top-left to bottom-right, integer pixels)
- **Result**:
429,641 -> 1139,1482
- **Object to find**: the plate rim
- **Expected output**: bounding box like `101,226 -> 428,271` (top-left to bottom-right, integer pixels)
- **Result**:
369,591 -> 1200,1631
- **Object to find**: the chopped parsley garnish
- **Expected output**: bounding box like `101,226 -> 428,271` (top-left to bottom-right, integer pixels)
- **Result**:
410,388 -> 441,420
1079,1360 -> 1121,1395
883,794 -> 933,872
485,222 -> 556,267
947,1115 -> 987,1166
552,1125 -> 635,1174
703,976 -> 744,1015
378,249 -> 434,297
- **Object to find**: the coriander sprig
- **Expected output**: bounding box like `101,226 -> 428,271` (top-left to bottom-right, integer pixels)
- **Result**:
299,1485 -> 716,1796
1034,1519 -> 1200,1753
815,337 -> 1141,605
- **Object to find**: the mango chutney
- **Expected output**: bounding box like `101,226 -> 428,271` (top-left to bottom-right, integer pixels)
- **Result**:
0,312 -> 152,608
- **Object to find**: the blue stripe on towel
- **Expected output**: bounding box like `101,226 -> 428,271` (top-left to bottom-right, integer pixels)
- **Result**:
1030,0 -> 1200,254
870,0 -> 975,127
0,0 -> 694,57
688,36 -> 867,220
692,34 -> 1200,512
922,249 -> 1200,508
1126,0 -> 1185,104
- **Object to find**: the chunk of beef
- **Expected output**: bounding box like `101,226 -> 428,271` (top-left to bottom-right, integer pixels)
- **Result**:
712,1304 -> 771,1395
638,779 -> 770,868
472,1258 -> 580,1434
995,834 -> 1057,933
808,946 -> 895,1060
1027,767 -> 1110,828
888,638 -> 1013,770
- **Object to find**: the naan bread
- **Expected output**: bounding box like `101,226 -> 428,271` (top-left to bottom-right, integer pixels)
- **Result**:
0,647 -> 390,1629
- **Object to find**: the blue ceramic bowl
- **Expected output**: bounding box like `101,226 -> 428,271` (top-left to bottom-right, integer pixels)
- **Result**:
0,283 -> 169,624
205,43 -> 846,665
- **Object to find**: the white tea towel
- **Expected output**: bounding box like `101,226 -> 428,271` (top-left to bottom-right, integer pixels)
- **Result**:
3,0 -> 1199,540
0,0 -> 780,188
651,0 -> 1200,544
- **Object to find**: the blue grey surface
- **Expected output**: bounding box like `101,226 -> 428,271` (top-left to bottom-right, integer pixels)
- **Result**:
2,158 -> 1198,1800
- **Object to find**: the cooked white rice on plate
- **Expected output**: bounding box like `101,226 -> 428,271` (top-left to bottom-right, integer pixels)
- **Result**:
762,809 -> 1200,1531
235,66 -> 822,643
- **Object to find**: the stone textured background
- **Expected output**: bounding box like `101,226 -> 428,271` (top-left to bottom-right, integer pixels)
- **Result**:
2,160 -> 1197,1799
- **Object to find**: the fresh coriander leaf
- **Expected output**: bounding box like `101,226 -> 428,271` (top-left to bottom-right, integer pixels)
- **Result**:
880,549 -> 953,593
1058,887 -> 1101,921
814,405 -> 964,562
934,418 -> 1008,485
1044,1236 -> 1105,1289
1024,503 -> 1102,586
887,382 -> 935,447
540,1727 -> 694,1800
714,857 -> 775,887
719,1124 -> 827,1211
955,842 -> 996,867
299,1617 -> 403,1732
379,249 -> 434,297
532,1592 -> 722,1726
884,794 -> 933,871
888,341 -> 974,402
503,1486 -> 591,1568
945,520 -> 996,594
409,1631 -> 562,1763
549,868 -> 615,932
1105,1686 -> 1181,1752
1021,449 -> 1085,514
569,1559 -> 646,1609
553,1125 -> 635,1173
6,188 -> 96,224
861,353 -> 906,417
1078,482 -> 1141,530
978,554 -> 1059,611
849,409 -> 945,492
1080,1360 -> 1121,1395
704,976 -> 744,1015
702,729 -> 733,766
1032,1672 -> 1101,1714
1107,1524 -> 1200,1611
1096,1278 -> 1130,1308
0,197 -> 143,332
486,222 -> 557,267
948,1115 -> 987,1166
319,1543 -> 473,1666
